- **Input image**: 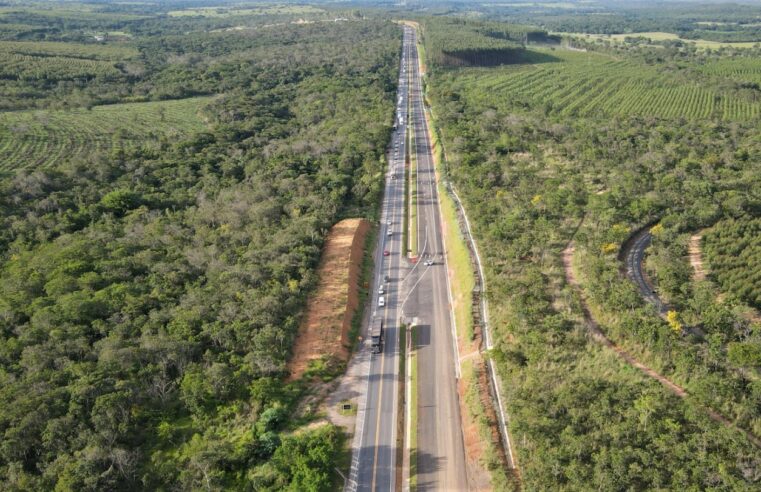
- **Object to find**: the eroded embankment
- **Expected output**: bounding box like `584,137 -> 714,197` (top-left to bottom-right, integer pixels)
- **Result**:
288,218 -> 370,381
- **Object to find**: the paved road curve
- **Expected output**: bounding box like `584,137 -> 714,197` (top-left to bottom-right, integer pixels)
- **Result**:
624,228 -> 668,315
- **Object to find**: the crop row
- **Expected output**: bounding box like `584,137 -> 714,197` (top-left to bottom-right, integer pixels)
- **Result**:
0,40 -> 139,61
698,58 -> 761,85
463,51 -> 761,121
0,97 -> 210,171
0,53 -> 122,80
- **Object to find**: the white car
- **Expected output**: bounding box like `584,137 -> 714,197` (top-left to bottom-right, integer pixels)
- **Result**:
378,296 -> 385,307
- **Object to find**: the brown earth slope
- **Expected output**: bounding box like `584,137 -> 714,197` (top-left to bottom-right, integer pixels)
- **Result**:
288,218 -> 370,381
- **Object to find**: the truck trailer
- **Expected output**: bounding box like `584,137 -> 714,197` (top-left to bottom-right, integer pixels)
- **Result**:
371,317 -> 384,354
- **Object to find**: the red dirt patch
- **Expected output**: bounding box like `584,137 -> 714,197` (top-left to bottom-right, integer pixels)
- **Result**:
688,233 -> 707,282
287,218 -> 370,381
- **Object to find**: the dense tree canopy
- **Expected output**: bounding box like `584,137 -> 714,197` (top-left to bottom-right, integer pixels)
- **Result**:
0,7 -> 400,490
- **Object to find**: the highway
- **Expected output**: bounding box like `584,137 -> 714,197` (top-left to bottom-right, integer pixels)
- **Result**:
403,26 -> 468,491
346,26 -> 468,491
346,26 -> 410,492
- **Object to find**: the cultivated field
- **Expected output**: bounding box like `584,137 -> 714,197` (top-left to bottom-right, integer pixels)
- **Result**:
0,40 -> 138,60
0,97 -> 210,171
697,57 -> 761,85
168,5 -> 324,17
0,40 -> 138,81
448,48 -> 761,120
565,31 -> 761,49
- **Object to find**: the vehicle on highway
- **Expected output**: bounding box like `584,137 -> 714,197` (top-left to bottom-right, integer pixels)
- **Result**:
424,260 -> 434,266
387,229 -> 392,236
379,284 -> 384,295
383,250 -> 390,256
371,317 -> 384,354
378,296 -> 385,307
387,219 -> 392,225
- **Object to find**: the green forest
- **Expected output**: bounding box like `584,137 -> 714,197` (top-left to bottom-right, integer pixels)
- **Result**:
704,217 -> 761,311
3,0 -> 761,490
472,2 -> 761,43
424,17 -> 761,491
0,3 -> 399,490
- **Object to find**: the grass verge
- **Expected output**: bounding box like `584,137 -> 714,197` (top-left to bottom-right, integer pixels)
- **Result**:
409,324 -> 419,491
348,223 -> 377,350
409,132 -> 418,256
419,29 -> 512,485
403,129 -> 410,256
408,105 -> 418,256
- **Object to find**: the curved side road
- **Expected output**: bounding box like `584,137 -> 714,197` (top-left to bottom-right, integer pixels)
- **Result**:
622,227 -> 668,315
565,243 -> 761,449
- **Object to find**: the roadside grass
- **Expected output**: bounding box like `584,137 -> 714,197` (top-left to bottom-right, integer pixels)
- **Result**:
409,125 -> 418,257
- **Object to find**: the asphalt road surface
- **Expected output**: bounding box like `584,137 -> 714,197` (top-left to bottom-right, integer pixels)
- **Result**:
347,27 -> 411,492
624,228 -> 668,315
404,27 -> 469,491
347,26 -> 468,492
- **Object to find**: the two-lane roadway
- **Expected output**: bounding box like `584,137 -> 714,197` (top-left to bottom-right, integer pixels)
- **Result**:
404,26 -> 468,491
347,27 -> 411,492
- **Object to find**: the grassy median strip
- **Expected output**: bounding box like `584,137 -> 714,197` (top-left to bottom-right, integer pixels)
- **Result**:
408,108 -> 418,257
403,136 -> 410,256
409,324 -> 419,491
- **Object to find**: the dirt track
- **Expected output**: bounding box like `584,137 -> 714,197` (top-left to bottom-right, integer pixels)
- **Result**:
288,218 -> 370,381
563,243 -> 761,448
688,234 -> 707,282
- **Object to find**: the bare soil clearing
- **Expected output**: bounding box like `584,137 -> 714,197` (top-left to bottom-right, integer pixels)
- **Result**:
288,218 -> 370,381
688,233 -> 707,282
